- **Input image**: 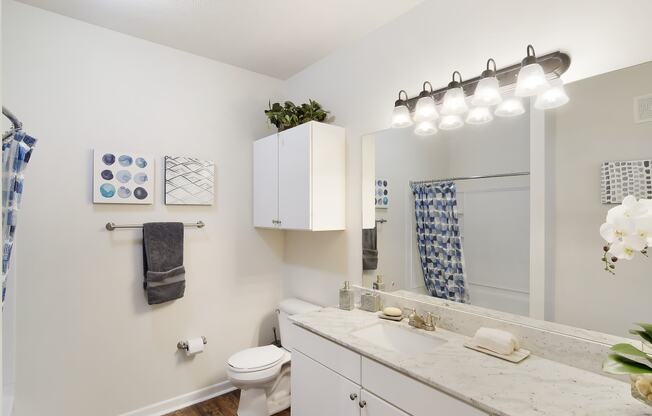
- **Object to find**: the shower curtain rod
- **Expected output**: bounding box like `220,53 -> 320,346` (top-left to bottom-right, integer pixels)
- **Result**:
409,171 -> 530,186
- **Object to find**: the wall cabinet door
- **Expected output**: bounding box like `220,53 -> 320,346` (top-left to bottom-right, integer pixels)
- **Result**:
253,133 -> 278,228
278,122 -> 312,230
292,349 -> 360,416
360,389 -> 410,416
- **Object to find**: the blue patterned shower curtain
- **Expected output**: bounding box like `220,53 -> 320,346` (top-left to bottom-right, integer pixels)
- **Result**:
2,130 -> 37,304
412,181 -> 468,303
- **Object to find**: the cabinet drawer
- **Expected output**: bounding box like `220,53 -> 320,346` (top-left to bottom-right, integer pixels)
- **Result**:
362,358 -> 487,416
361,389 -> 410,416
290,323 -> 361,383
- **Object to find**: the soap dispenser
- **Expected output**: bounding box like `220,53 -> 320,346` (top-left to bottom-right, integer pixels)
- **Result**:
339,281 -> 354,311
373,275 -> 386,291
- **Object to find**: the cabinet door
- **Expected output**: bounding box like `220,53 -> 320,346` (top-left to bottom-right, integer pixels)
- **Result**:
253,133 -> 278,228
360,389 -> 410,416
278,123 -> 312,230
292,350 -> 360,416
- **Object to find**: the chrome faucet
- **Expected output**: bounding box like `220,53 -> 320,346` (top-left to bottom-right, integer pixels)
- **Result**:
407,309 -> 438,331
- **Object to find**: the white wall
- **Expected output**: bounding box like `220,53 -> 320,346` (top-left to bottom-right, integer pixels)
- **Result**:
283,0 -> 652,307
2,2 -> 286,415
549,62 -> 652,337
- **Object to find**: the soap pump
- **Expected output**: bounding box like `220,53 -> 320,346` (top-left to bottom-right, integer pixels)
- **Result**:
339,281 -> 354,311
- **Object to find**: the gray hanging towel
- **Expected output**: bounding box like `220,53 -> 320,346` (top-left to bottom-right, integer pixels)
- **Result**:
362,227 -> 378,270
143,222 -> 186,305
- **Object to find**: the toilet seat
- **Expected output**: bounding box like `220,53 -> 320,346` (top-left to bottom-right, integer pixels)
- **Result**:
227,345 -> 285,374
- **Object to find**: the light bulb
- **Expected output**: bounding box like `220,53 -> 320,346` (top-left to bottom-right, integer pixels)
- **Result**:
391,105 -> 412,128
472,59 -> 502,106
515,45 -> 549,97
390,90 -> 412,128
414,120 -> 438,136
466,107 -> 493,125
472,77 -> 502,106
535,78 -> 569,110
441,87 -> 468,115
438,115 -> 464,130
414,96 -> 439,122
494,97 -> 525,117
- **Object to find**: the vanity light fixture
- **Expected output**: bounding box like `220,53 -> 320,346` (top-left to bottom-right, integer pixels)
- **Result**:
413,81 -> 439,123
534,78 -> 569,110
466,106 -> 493,125
494,97 -> 525,117
514,45 -> 550,97
414,120 -> 438,136
438,114 -> 464,130
440,71 -> 469,115
471,59 -> 502,107
390,90 -> 413,128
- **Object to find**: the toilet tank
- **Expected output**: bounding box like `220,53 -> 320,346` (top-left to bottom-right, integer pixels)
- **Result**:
277,298 -> 321,350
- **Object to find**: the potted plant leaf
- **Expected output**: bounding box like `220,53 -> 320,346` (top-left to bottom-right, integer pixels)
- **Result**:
265,99 -> 330,132
603,323 -> 652,406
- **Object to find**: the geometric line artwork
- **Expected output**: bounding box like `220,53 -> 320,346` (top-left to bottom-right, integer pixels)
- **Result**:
600,159 -> 652,204
165,156 -> 215,205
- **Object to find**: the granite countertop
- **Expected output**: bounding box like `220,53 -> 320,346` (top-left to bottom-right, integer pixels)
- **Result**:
291,307 -> 652,416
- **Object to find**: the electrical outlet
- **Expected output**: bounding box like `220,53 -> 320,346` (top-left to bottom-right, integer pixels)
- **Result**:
634,93 -> 652,123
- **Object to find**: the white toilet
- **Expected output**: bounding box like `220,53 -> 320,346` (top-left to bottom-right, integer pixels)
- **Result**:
226,298 -> 321,416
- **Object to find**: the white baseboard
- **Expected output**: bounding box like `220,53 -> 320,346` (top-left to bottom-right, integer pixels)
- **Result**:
118,380 -> 236,416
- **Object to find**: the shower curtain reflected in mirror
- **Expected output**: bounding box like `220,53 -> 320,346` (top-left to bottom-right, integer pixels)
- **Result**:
412,181 -> 468,303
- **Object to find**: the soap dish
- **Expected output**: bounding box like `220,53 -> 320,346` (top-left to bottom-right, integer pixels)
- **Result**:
463,342 -> 530,363
378,312 -> 403,322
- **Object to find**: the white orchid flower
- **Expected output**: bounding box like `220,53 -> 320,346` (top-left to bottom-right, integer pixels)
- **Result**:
599,217 -> 635,243
609,235 -> 648,260
634,214 -> 652,246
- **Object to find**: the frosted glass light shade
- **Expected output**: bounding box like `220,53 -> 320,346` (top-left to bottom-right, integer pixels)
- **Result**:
414,96 -> 439,122
391,105 -> 413,128
414,120 -> 438,136
438,115 -> 464,130
534,78 -> 569,110
494,97 -> 525,117
441,87 -> 468,115
466,107 -> 493,125
472,77 -> 502,106
515,63 -> 549,97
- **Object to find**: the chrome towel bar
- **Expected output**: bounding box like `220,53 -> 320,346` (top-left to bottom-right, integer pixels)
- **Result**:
105,221 -> 205,231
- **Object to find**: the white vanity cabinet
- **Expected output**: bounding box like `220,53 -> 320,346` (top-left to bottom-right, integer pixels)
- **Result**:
290,323 -> 488,416
253,121 -> 346,231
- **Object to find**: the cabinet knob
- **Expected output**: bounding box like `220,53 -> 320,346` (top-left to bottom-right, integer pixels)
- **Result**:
358,400 -> 367,408
349,393 -> 357,401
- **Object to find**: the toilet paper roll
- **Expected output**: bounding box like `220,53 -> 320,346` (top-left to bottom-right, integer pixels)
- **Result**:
186,337 -> 205,356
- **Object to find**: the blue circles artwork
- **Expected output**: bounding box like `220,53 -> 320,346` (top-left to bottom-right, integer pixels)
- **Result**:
101,170 -> 113,180
100,183 -> 116,198
135,157 -> 147,168
116,170 -> 132,184
102,153 -> 116,165
133,172 -> 148,185
118,155 -> 133,167
134,187 -> 148,200
117,187 -> 131,198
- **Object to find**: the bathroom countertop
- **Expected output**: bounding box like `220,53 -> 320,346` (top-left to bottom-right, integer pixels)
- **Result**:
290,307 -> 652,416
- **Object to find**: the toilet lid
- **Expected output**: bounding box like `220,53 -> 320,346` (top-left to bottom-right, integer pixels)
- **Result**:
228,345 -> 284,372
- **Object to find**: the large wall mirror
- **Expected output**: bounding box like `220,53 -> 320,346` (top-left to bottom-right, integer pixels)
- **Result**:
361,60 -> 652,339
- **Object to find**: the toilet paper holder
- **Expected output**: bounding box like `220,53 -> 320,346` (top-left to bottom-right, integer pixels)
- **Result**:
177,336 -> 208,351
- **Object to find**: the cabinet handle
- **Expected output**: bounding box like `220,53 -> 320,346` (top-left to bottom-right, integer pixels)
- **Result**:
358,400 -> 367,408
349,393 -> 357,401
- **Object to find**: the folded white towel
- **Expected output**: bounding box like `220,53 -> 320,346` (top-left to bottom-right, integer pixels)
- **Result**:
472,328 -> 520,355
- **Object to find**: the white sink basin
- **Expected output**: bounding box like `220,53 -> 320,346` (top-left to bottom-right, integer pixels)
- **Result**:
351,322 -> 447,355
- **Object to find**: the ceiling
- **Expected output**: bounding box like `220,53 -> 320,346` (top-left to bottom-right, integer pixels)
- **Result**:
16,0 -> 423,79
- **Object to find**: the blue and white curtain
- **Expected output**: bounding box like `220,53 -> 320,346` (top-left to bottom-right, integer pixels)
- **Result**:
412,181 -> 468,303
2,130 -> 37,304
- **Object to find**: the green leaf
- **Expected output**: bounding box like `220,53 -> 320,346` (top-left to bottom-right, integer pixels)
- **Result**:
630,329 -> 652,347
603,354 -> 652,375
611,343 -> 652,366
636,323 -> 652,337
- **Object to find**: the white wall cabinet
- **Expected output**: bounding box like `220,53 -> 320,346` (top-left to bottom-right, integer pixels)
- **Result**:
253,121 -> 345,231
290,324 -> 488,416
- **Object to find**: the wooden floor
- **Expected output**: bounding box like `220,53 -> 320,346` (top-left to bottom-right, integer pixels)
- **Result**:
166,390 -> 290,416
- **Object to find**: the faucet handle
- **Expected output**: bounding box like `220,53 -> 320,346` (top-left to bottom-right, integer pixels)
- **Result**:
423,312 -> 438,331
